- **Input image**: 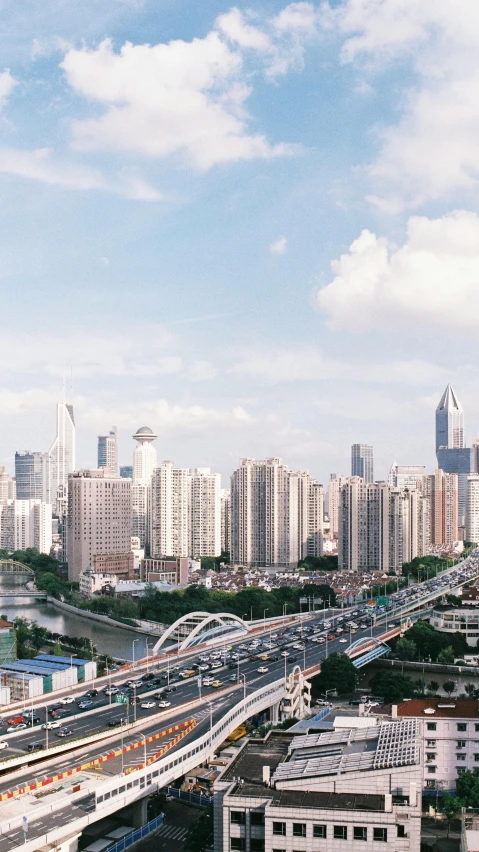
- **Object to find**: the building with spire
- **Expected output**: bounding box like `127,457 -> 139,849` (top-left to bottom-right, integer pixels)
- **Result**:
48,402 -> 75,516
132,426 -> 157,548
435,385 -> 471,529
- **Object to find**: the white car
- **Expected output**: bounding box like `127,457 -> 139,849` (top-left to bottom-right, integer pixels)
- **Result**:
202,677 -> 214,686
257,667 -> 269,674
210,661 -> 222,669
42,720 -> 61,730
339,638 -> 348,643
140,701 -> 156,709
0,741 -> 7,750
59,696 -> 75,704
280,651 -> 290,657
157,700 -> 171,709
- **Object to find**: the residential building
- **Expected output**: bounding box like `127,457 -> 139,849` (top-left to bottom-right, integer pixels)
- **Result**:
189,467 -> 221,557
388,463 -> 426,490
436,384 -> 465,453
150,461 -> 189,558
328,474 -> 348,539
97,426 -> 118,476
215,723 -> 422,852
436,448 -> 472,529
66,469 -> 132,582
79,570 -> 119,598
230,458 -> 323,569
139,556 -> 189,585
92,551 -> 135,580
12,500 -> 52,554
221,488 -> 231,555
48,402 -> 75,516
14,451 -> 48,500
384,699 -> 479,792
132,426 -> 157,548
466,475 -> 479,543
422,469 -> 459,546
430,605 -> 479,646
0,501 -> 14,551
0,468 -> 15,501
351,443 -> 374,483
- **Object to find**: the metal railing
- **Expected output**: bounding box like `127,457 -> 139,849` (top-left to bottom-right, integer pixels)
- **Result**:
162,785 -> 213,808
104,813 -> 165,852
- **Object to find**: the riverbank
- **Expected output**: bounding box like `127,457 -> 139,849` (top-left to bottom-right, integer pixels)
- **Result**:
47,597 -> 163,637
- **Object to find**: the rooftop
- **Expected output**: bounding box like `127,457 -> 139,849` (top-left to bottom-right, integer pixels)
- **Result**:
384,698 -> 479,720
229,784 -> 385,811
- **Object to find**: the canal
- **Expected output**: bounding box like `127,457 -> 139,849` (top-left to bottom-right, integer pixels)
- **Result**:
0,602 -> 151,661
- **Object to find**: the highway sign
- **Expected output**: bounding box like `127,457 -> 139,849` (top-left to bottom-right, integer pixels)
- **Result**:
115,694 -> 128,704
22,816 -> 28,835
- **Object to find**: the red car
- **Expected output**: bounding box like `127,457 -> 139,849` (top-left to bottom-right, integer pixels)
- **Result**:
327,634 -> 335,640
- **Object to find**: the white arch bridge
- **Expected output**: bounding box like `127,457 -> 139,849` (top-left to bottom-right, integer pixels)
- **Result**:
152,611 -> 249,653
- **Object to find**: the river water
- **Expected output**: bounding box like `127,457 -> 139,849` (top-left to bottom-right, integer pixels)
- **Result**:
0,602 -> 150,661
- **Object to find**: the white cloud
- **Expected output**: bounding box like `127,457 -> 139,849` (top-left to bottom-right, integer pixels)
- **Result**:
0,70 -> 16,110
269,235 -> 288,254
0,388 -> 59,416
188,360 -> 218,382
316,209 -> 479,331
79,398 -> 253,434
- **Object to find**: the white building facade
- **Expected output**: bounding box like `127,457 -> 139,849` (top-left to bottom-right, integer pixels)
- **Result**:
132,426 -> 157,548
48,402 -> 75,516
189,468 -> 221,558
466,475 -> 479,543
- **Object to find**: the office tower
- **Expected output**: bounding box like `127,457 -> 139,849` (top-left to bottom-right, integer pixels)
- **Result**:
436,384 -> 465,452
230,458 -> 323,569
66,469 -> 132,582
328,474 -> 348,538
14,451 -> 49,500
13,500 -> 52,554
338,478 -> 426,573
466,475 -> 479,543
351,443 -> 374,482
97,426 -> 118,476
220,489 -> 230,555
435,447 -> 471,528
150,461 -> 189,558
0,468 -> 15,501
48,402 -> 75,515
120,466 -> 133,479
422,469 -> 458,546
189,468 -> 221,558
132,426 -> 157,548
388,463 -> 426,489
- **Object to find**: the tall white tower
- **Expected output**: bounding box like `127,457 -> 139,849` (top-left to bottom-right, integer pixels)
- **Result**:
132,426 -> 157,548
436,384 -> 465,452
49,402 -> 75,516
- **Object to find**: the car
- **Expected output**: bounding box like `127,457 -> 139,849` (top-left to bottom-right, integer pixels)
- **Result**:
198,664 -> 209,672
56,728 -> 73,738
211,680 -> 223,688
315,699 -> 331,706
130,679 -> 143,687
108,718 -> 125,727
85,689 -> 98,697
229,674 -> 238,682
203,677 -> 214,686
7,715 -> 25,726
7,722 -> 26,732
339,638 -> 348,643
269,655 -> 280,662
280,651 -> 289,657
141,673 -> 155,681
77,700 -> 94,710
210,661 -> 222,669
249,655 -> 259,662
366,701 -> 379,708
59,696 -> 75,705
289,656 -> 298,663
318,637 -> 326,644
140,701 -> 156,709
349,699 -> 361,706
0,741 -> 7,749
42,720 -> 61,730
27,742 -> 43,752
157,701 -> 171,708
104,686 -> 119,695
50,708 -> 71,719
327,634 -> 335,640
257,667 -> 268,674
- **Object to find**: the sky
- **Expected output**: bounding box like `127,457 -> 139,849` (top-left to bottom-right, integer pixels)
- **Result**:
1,0 -> 479,486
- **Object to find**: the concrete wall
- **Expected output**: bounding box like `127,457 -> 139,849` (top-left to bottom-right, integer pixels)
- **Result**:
47,598 -> 153,637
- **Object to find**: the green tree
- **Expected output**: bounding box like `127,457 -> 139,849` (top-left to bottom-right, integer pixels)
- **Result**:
438,647 -> 455,666
464,683 -> 478,698
396,637 -> 417,661
199,556 -> 217,571
428,680 -> 440,693
440,793 -> 461,837
456,769 -> 479,807
51,641 -> 63,656
184,806 -> 214,852
316,653 -> 357,696
443,680 -> 456,696
368,671 -> 417,703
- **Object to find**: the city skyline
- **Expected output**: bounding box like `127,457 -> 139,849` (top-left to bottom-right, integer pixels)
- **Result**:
1,2 -> 479,488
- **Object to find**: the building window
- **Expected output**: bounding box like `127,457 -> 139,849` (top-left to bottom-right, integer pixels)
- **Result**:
475,724 -> 479,732
273,823 -> 286,837
373,828 -> 387,842
457,754 -> 466,761
251,813 -> 265,826
293,824 -> 307,838
426,753 -> 437,761
427,723 -> 437,731
231,841 -> 245,851
397,826 -> 408,839
425,780 -> 436,789
354,827 -> 367,841
427,766 -> 436,773
313,825 -> 327,839
250,842 -> 265,852
427,740 -> 437,747
458,768 -> 467,775
334,826 -> 347,840
474,755 -> 479,762
457,741 -> 466,749
231,812 -> 246,825
457,724 -> 467,732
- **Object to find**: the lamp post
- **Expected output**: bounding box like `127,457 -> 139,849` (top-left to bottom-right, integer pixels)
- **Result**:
132,639 -> 139,669
263,609 -> 268,634
240,673 -> 246,701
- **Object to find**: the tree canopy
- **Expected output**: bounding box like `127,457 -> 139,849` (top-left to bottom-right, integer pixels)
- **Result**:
315,653 -> 357,696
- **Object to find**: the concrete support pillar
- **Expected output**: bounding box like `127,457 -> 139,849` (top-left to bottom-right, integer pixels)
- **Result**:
132,796 -> 148,829
270,701 -> 280,724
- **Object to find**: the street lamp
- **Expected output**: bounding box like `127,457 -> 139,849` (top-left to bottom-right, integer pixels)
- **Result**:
263,609 -> 268,633
240,673 -> 247,701
132,639 -> 139,669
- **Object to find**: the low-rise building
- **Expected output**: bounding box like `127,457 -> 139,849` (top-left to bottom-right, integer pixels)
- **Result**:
92,551 -> 135,580
430,605 -> 479,646
139,556 -> 189,586
79,570 -> 119,598
214,722 -> 422,852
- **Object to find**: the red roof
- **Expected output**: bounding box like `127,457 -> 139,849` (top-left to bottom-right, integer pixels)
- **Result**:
383,698 -> 479,719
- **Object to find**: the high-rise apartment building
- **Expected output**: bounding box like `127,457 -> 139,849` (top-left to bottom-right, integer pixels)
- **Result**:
220,488 -> 230,555
0,468 -> 15,501
189,468 -> 221,558
97,426 -> 118,476
66,469 -> 132,582
48,402 -> 75,516
388,463 -> 426,490
132,426 -> 157,548
436,384 -> 465,452
230,458 -> 323,569
466,475 -> 479,543
351,443 -> 374,482
422,469 -> 458,546
14,452 -> 48,500
327,474 -> 348,538
13,500 -> 52,554
338,478 -> 428,573
150,461 -> 189,558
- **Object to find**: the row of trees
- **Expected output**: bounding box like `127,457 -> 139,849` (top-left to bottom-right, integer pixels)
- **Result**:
394,620 -> 468,663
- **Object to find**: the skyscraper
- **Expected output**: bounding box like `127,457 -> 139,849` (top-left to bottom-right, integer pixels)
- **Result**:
436,384 -> 465,452
132,426 -> 157,547
351,444 -> 374,482
48,402 -> 75,516
422,469 -> 458,546
189,468 -> 221,558
150,461 -> 189,558
466,475 -> 479,544
97,426 -> 118,476
14,451 -> 48,500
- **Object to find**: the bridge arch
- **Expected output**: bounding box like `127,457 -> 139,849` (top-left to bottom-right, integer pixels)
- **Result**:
152,611 -> 248,653
0,559 -> 35,576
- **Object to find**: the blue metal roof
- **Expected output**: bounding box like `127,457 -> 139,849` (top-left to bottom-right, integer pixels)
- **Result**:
36,655 -> 89,667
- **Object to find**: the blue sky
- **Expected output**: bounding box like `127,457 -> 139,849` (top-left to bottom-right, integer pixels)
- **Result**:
1,0 -> 479,485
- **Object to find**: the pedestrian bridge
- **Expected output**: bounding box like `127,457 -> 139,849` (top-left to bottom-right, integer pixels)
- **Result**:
152,611 -> 249,653
346,635 -> 393,668
0,560 -> 35,576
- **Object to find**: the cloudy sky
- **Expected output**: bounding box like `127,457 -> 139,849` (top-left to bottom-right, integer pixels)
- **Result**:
1,0 -> 478,485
